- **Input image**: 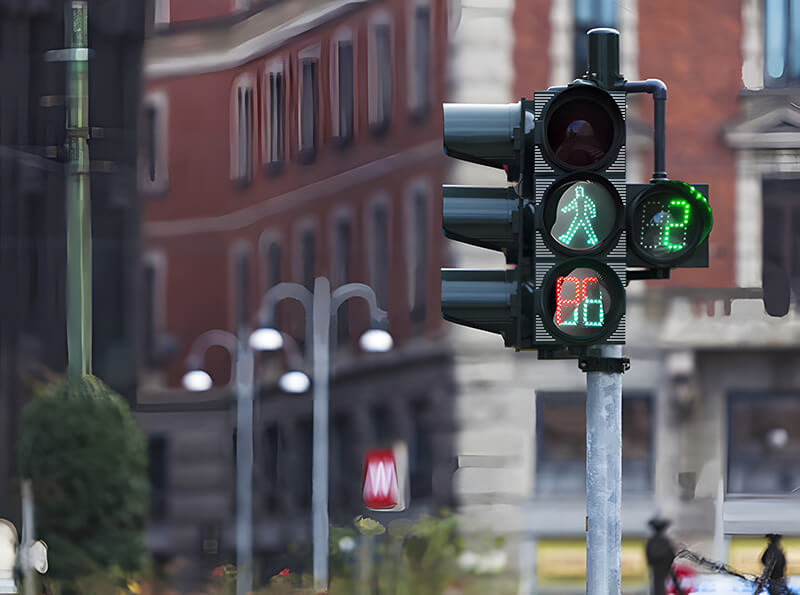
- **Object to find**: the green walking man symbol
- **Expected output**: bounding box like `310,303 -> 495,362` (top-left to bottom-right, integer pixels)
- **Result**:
558,184 -> 599,247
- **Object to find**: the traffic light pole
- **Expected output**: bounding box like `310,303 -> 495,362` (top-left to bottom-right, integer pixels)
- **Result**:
581,345 -> 627,595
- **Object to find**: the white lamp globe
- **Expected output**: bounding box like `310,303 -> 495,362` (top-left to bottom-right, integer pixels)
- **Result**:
359,329 -> 393,353
279,370 -> 310,394
249,327 -> 284,351
182,369 -> 213,392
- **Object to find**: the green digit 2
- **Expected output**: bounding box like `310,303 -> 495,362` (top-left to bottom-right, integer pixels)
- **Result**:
661,199 -> 691,251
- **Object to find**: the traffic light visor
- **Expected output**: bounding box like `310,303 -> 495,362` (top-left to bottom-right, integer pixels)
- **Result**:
543,86 -> 623,170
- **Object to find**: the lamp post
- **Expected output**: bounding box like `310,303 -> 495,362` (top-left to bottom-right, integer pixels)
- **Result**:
255,277 -> 392,593
182,329 -> 309,595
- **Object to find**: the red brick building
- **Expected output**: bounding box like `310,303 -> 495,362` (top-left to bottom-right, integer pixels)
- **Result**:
135,0 -> 458,585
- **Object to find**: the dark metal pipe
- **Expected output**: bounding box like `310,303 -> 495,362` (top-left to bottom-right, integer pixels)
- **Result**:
622,78 -> 668,180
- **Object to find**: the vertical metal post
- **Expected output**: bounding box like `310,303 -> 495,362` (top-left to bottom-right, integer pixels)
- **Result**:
20,481 -> 34,595
65,0 -> 92,378
235,339 -> 254,595
585,345 -> 622,595
312,277 -> 331,592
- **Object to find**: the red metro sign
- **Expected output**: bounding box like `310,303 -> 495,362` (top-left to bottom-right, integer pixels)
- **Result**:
362,444 -> 408,512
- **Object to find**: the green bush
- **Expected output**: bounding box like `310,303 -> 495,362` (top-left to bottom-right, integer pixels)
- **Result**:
17,375 -> 148,588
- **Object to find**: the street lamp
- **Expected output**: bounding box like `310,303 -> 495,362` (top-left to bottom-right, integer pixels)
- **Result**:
255,277 -> 392,593
182,328 -> 309,595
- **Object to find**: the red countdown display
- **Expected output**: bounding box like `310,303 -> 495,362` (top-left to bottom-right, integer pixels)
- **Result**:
541,261 -> 624,343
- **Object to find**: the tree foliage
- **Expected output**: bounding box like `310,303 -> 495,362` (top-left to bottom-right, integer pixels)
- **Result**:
17,375 -> 148,585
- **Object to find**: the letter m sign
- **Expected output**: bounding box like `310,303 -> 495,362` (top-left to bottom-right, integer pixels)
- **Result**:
361,444 -> 409,511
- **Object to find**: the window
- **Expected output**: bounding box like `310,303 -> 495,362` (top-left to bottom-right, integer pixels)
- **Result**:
370,404 -> 395,445
369,17 -> 393,133
295,419 -> 313,508
298,50 -> 319,162
762,178 -> 800,307
409,401 -> 433,499
407,187 -> 428,328
536,393 -> 653,495
263,424 -> 282,512
764,0 -> 800,87
263,239 -> 281,293
728,393 -> 800,494
234,249 -> 250,331
139,93 -> 168,194
141,253 -> 170,368
300,227 -> 315,292
148,436 -> 168,520
262,61 -> 286,170
369,201 -> 390,310
332,214 -> 352,342
332,33 -> 354,146
573,0 -> 617,77
409,2 -> 431,119
232,79 -> 253,185
330,415 -> 357,520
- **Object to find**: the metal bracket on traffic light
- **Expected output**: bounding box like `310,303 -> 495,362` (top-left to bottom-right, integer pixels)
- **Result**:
578,355 -> 630,374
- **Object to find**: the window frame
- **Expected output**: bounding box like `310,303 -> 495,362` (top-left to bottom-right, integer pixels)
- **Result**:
727,391 -> 800,496
139,91 -> 169,196
297,45 -> 320,164
366,194 -> 391,310
534,391 -> 655,497
330,208 -> 354,344
368,11 -> 394,135
261,57 -> 287,174
405,179 -> 431,329
141,251 -> 167,370
258,229 -> 283,296
230,74 -> 254,186
407,0 -> 432,121
229,241 -> 253,332
330,27 -> 355,148
763,0 -> 800,87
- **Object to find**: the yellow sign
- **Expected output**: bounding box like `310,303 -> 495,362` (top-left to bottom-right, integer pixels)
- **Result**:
729,537 -> 800,577
537,539 -> 648,586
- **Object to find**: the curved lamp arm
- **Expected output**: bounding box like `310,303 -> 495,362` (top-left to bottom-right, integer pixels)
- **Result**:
184,329 -> 238,370
331,282 -> 389,329
258,282 -> 314,353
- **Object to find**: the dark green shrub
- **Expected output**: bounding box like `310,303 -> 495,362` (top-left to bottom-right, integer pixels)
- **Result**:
17,375 -> 148,586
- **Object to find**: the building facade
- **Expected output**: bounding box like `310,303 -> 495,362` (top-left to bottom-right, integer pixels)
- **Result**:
135,0 -> 459,587
447,0 -> 800,592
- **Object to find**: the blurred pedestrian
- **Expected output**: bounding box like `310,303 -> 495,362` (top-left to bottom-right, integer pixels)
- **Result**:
757,534 -> 789,595
646,518 -> 685,595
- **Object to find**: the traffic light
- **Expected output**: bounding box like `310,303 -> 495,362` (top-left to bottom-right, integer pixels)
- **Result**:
440,102 -> 535,349
626,181 -> 712,273
530,83 -> 628,350
441,28 -> 715,354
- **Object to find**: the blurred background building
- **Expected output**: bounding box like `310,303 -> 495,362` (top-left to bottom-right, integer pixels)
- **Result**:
134,0 -> 459,587
2,0 -> 799,592
447,0 -> 800,592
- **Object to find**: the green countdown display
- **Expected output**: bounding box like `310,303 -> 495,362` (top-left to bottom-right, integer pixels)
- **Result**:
630,181 -> 711,265
548,180 -> 620,252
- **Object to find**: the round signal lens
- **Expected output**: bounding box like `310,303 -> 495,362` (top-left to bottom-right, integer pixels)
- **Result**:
547,179 -> 621,252
544,87 -> 623,170
541,260 -> 625,344
629,182 -> 712,266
